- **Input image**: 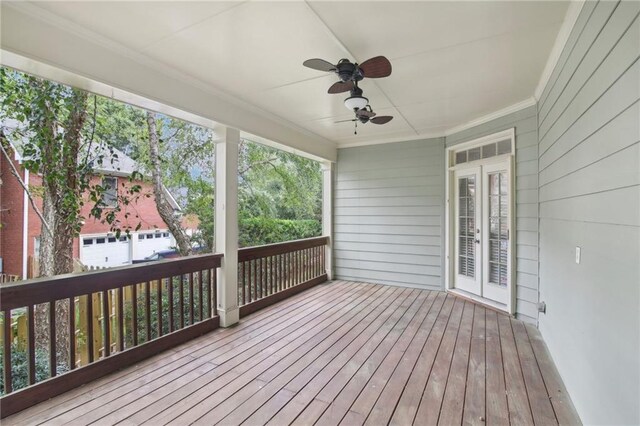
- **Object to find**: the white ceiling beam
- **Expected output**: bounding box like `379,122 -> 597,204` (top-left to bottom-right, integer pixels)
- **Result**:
0,3 -> 337,162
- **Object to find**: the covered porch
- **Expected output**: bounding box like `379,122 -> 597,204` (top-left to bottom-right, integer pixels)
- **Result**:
1,0 -> 639,424
3,280 -> 578,426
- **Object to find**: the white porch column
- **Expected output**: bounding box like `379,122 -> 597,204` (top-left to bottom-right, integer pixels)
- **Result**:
214,126 -> 240,327
321,162 -> 334,280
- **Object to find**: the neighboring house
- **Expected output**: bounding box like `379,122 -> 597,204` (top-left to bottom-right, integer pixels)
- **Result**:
0,131 -> 196,278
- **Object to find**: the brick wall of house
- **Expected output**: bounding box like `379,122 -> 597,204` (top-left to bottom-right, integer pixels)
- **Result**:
0,149 -> 26,277
3,160 -> 172,276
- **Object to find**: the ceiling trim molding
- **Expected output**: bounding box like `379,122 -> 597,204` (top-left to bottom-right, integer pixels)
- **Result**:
338,97 -> 536,149
339,131 -> 446,149
534,0 -> 586,101
443,97 -> 537,137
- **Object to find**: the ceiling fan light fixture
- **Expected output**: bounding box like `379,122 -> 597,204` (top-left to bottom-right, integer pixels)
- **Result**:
344,95 -> 368,111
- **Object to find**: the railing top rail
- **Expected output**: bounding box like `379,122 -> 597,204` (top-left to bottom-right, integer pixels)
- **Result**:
238,236 -> 329,261
0,253 -> 223,311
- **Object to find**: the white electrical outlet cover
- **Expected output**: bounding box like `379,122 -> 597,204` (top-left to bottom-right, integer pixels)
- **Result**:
575,246 -> 581,264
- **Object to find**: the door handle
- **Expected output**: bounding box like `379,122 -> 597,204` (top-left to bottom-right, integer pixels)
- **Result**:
475,239 -> 480,244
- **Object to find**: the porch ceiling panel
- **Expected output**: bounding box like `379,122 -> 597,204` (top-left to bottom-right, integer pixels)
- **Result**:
3,1 -> 569,148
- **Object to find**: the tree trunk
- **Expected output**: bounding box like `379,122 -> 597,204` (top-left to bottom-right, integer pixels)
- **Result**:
146,111 -> 192,256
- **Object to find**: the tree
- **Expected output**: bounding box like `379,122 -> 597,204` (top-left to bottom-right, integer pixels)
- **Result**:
146,111 -> 192,256
0,68 -> 144,368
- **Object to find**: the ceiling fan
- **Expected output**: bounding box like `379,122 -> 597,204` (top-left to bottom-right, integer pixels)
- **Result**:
335,105 -> 393,135
302,56 -> 392,94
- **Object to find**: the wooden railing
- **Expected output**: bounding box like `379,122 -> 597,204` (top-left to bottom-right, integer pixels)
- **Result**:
238,236 -> 329,316
0,253 -> 222,418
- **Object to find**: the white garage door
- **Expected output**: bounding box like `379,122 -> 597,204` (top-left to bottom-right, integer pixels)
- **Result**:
81,235 -> 131,268
137,231 -> 173,259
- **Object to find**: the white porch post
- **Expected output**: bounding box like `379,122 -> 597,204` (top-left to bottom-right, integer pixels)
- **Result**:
321,162 -> 334,280
215,126 -> 240,327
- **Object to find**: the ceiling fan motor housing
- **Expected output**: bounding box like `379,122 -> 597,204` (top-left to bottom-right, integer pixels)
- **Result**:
336,59 -> 364,82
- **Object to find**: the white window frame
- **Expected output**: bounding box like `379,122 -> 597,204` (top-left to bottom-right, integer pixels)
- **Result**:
101,176 -> 118,208
444,128 -> 516,314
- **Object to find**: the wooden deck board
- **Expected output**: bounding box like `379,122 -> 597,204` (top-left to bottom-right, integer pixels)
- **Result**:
2,281 -> 581,426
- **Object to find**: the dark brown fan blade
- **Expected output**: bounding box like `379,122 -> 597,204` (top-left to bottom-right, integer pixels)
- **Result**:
370,116 -> 393,125
303,58 -> 337,72
359,56 -> 392,78
328,80 -> 354,94
356,109 -> 376,118
335,118 -> 357,123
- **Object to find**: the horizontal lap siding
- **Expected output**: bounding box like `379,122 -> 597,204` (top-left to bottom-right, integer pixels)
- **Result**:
537,1 -> 640,425
334,139 -> 445,291
446,105 -> 539,324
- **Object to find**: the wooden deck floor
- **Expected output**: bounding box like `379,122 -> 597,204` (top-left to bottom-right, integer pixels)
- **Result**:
4,281 -> 580,425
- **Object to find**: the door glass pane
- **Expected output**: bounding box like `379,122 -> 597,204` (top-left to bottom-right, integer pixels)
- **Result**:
458,175 -> 476,278
487,171 -> 508,287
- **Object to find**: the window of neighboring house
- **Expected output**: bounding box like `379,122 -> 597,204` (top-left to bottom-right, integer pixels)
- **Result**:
108,237 -> 117,243
163,233 -> 169,238
96,238 -> 105,244
83,238 -> 93,245
146,234 -> 153,239
155,233 -> 161,238
101,176 -> 118,208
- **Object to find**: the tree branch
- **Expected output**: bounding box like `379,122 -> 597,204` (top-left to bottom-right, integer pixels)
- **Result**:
0,132 -> 53,236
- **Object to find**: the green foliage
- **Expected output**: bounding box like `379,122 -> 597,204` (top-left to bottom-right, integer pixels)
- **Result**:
239,217 -> 321,247
2,67 -> 323,253
0,344 -> 68,395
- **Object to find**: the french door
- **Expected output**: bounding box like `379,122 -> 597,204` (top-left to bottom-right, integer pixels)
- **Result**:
453,160 -> 511,306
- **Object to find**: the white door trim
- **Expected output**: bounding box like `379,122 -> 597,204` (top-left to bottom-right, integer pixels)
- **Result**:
444,128 -> 516,314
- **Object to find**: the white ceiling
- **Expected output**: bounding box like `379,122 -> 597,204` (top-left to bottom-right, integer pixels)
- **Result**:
26,1 -> 569,147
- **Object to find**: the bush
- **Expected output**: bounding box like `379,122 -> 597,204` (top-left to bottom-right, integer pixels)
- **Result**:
239,218 -> 321,247
0,344 -> 68,394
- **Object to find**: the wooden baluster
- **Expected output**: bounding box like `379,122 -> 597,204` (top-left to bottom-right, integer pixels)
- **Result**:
247,261 -> 251,303
117,288 -> 124,352
274,255 -> 279,293
243,262 -> 247,305
314,246 -> 318,277
168,277 -> 174,332
86,295 -> 94,363
189,273 -> 195,325
27,305 -> 35,384
212,268 -> 218,317
3,309 -> 12,393
132,284 -> 138,346
263,258 -> 267,299
179,275 -> 184,329
248,260 -> 256,302
251,259 -> 256,301
157,279 -> 162,337
145,282 -> 151,341
69,297 -> 76,369
49,301 -> 56,377
322,244 -> 326,275
238,262 -> 243,306
286,253 -> 291,289
270,256 -> 274,296
102,290 -> 110,357
258,258 -> 263,300
199,271 -> 204,322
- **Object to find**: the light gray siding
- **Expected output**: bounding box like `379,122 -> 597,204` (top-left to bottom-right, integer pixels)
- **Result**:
333,138 -> 445,290
446,105 -> 540,324
536,1 -> 640,424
